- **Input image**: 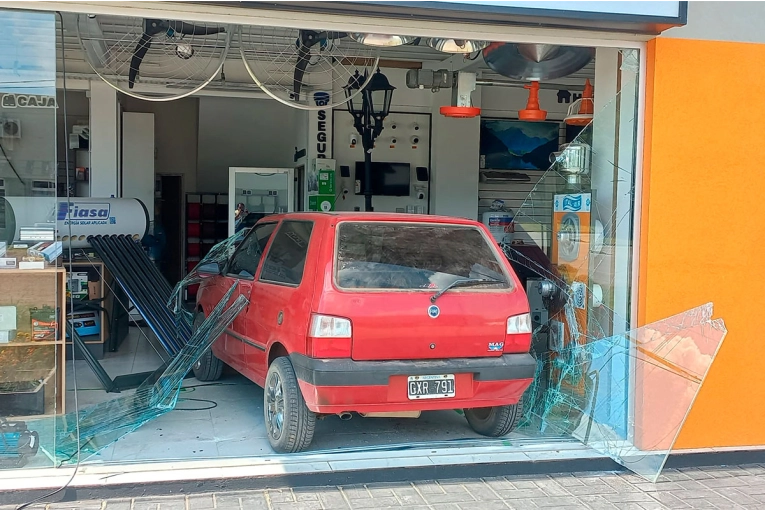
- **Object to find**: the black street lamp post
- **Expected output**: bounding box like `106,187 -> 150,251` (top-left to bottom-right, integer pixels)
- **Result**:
345,69 -> 395,212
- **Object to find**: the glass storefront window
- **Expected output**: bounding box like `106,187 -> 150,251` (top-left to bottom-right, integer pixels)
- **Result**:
0,9 -> 60,469
0,9 -> 725,488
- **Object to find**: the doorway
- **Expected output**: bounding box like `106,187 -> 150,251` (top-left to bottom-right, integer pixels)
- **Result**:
156,174 -> 183,285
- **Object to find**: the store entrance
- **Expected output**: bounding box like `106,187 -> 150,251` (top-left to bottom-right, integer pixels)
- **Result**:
3,7 -> 696,485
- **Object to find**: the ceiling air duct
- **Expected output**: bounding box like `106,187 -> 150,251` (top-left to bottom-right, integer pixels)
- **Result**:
482,43 -> 594,81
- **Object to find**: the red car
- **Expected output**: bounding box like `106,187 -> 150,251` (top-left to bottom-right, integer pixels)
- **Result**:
193,212 -> 536,453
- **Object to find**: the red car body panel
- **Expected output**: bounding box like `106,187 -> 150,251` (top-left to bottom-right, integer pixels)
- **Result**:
196,212 -> 536,414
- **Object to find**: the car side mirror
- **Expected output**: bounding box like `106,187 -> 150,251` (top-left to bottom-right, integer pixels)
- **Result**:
197,262 -> 221,278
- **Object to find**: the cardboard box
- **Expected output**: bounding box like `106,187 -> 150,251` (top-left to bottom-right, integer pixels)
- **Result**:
66,310 -> 100,338
19,261 -> 45,270
308,194 -> 335,212
0,306 -> 17,331
0,258 -> 16,269
0,330 -> 17,344
67,271 -> 89,300
28,242 -> 62,263
30,307 -> 58,341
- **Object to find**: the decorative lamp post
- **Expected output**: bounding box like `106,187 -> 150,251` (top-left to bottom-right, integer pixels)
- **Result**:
345,69 -> 395,212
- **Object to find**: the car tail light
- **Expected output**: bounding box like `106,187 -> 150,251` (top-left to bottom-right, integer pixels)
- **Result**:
505,313 -> 532,353
307,314 -> 352,358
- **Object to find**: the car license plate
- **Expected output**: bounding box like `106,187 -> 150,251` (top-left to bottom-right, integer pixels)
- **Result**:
407,374 -> 455,399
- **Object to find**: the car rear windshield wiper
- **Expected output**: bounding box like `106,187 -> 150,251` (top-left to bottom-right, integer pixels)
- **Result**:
430,277 -> 504,303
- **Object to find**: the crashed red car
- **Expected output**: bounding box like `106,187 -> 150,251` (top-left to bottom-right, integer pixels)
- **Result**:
193,212 -> 536,453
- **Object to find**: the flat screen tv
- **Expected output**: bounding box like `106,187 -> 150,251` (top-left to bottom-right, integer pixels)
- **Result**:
354,162 -> 411,197
480,119 -> 560,171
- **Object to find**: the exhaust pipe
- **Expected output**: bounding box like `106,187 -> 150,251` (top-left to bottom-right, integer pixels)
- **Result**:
338,412 -> 353,421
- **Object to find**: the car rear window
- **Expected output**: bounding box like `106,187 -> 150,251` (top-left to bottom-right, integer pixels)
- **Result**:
335,222 -> 511,290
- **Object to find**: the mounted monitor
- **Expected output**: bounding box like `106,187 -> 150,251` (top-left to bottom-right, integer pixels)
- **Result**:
480,119 -> 560,171
355,162 -> 411,197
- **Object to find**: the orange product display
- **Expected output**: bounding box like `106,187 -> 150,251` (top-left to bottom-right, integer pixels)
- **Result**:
519,81 -> 547,121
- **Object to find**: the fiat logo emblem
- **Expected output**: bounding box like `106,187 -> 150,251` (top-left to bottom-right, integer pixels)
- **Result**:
428,305 -> 440,319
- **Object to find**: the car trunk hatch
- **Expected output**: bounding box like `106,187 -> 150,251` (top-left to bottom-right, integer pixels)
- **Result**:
327,220 -> 527,362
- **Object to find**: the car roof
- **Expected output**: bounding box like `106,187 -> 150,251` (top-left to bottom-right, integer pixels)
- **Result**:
257,212 -> 481,226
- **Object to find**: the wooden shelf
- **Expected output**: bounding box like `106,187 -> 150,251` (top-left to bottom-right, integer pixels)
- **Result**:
0,341 -> 65,347
0,267 -> 67,415
0,267 -> 65,275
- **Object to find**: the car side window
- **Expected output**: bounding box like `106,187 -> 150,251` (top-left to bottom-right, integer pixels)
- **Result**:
226,223 -> 277,279
259,221 -> 314,286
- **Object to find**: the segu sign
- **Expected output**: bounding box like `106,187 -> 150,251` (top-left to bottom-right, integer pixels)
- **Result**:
2,94 -> 57,109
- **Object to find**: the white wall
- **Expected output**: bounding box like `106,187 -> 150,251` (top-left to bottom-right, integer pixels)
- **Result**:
663,1 -> 765,43
121,112 -> 155,221
89,81 -> 119,198
332,110 -> 431,213
327,66 -> 585,221
121,96 -> 199,195
197,97 -> 302,193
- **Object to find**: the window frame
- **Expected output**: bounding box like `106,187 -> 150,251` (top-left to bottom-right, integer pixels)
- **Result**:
258,219 -> 315,288
224,221 -> 278,280
331,220 -> 514,293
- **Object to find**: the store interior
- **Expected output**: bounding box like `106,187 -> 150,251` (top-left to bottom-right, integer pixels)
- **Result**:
1,9 -> 677,477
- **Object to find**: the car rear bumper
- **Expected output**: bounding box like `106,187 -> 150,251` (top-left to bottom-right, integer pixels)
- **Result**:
290,353 -> 537,414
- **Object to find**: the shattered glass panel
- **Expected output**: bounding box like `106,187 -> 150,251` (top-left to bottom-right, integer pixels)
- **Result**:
169,229 -> 247,331
25,284 -> 247,464
504,72 -> 728,482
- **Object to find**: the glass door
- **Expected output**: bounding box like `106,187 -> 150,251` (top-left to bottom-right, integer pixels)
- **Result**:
228,167 -> 294,237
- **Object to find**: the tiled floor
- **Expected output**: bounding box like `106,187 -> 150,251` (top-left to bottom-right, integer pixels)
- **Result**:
61,328 -> 569,465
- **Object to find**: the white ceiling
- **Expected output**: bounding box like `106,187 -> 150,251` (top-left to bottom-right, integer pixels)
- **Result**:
55,12 -> 596,93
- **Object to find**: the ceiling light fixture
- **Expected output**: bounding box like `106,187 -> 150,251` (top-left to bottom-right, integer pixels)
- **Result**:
426,38 -> 489,54
349,33 -> 416,47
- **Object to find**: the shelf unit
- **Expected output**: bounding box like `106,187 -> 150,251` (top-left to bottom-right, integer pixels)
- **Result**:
0,265 -> 67,417
185,192 -> 228,301
63,260 -> 114,360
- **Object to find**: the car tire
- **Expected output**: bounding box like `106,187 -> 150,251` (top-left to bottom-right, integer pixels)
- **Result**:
265,357 -> 316,453
464,399 -> 523,437
191,313 -> 223,382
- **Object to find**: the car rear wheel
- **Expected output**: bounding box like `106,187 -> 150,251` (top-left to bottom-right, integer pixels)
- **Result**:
265,357 -> 316,453
191,313 -> 223,382
464,399 -> 523,437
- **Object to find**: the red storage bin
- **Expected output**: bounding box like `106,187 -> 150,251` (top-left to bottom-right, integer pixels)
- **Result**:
187,243 -> 200,257
187,222 -> 200,237
187,203 -> 201,221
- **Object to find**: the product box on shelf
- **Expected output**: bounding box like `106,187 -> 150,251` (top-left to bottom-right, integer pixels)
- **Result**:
28,241 -> 62,263
66,271 -> 89,300
0,305 -> 17,344
30,307 -> 58,341
65,310 -> 100,338
0,258 -> 17,269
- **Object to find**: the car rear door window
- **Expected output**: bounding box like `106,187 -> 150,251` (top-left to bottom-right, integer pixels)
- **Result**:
226,222 -> 277,279
335,222 -> 511,290
260,220 -> 314,286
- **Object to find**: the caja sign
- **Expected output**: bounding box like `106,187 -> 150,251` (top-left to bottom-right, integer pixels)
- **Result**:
2,94 -> 57,109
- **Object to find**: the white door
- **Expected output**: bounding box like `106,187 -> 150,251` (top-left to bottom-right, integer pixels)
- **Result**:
228,167 -> 295,237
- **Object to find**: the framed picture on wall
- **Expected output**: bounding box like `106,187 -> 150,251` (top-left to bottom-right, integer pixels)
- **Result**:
480,119 -> 560,171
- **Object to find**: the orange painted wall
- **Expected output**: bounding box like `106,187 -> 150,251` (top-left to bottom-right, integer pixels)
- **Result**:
640,37 -> 765,448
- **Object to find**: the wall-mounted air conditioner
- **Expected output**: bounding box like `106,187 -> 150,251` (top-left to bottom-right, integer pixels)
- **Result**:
31,180 -> 56,197
1,119 -> 21,139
